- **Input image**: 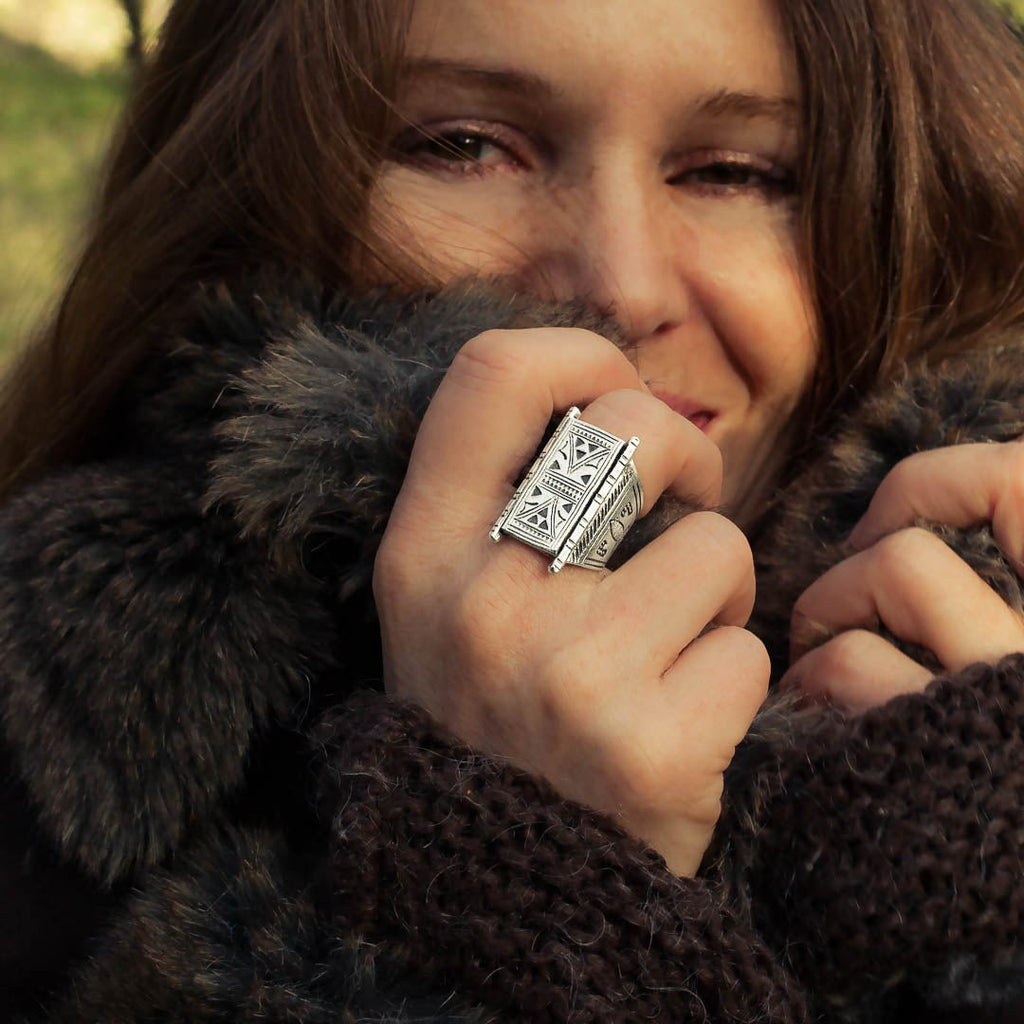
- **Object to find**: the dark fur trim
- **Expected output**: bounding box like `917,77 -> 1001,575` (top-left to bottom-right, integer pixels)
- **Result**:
204,282 -> 621,588
1,280 -> 621,886
48,825 -> 490,1023
0,459 -> 337,883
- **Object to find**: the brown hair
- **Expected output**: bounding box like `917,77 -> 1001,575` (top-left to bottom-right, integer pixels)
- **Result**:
1,0 -> 1023,500
780,0 -> 1024,424
0,0 -> 413,497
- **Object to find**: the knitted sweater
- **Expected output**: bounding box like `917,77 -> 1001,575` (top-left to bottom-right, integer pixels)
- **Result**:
1,279 -> 1023,1023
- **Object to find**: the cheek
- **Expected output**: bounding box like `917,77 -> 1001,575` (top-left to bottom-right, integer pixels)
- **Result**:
700,223 -> 817,411
367,170 -> 543,281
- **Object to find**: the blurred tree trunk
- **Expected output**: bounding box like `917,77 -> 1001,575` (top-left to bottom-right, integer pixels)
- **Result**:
119,0 -> 145,64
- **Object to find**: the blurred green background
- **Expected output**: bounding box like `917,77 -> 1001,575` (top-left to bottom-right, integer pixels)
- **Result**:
0,0 -> 167,360
1,0 -> 1023,364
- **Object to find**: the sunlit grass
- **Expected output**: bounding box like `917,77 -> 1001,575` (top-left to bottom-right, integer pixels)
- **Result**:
0,33 -> 125,359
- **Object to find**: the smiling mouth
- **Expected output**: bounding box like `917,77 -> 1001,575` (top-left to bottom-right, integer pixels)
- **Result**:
651,391 -> 717,433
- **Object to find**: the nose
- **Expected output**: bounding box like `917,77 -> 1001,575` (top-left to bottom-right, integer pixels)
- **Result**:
522,160 -> 691,344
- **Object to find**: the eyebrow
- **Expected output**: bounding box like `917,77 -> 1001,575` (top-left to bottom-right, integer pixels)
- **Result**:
401,60 -> 797,125
401,59 -> 559,102
694,88 -> 799,125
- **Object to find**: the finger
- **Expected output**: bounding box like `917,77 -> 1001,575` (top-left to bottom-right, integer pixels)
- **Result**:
579,389 -> 723,509
791,526 -> 1024,670
601,512 -> 756,669
658,625 -> 770,757
849,443 -> 1024,573
780,629 -> 932,713
407,328 -> 641,518
604,626 -> 768,856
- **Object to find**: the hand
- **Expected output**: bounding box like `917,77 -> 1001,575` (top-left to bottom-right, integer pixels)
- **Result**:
374,327 -> 770,876
782,442 -> 1024,711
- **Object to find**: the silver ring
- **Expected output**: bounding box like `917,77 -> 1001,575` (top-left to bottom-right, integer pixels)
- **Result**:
490,407 -> 644,573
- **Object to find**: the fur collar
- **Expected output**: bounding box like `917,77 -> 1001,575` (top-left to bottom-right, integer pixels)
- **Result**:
169,277 -> 1024,648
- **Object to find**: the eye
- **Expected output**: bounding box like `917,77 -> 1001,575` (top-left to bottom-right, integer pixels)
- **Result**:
692,162 -> 765,187
391,121 -> 527,175
673,154 -> 797,198
416,131 -> 502,164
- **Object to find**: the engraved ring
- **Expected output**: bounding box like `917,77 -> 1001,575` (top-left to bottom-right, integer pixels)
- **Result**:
490,407 -> 644,573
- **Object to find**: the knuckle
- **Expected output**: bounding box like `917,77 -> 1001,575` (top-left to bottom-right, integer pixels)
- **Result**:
812,629 -> 873,677
690,626 -> 771,717
583,388 -> 649,428
552,326 -> 631,369
556,325 -> 619,352
871,525 -> 940,581
682,511 -> 754,577
591,388 -> 675,428
716,625 -> 771,690
451,330 -> 529,390
880,454 -> 917,495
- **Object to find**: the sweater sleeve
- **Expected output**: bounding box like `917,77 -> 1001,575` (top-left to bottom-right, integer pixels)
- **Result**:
731,655 -> 1024,1008
41,694 -> 807,1024
313,692 -> 809,1024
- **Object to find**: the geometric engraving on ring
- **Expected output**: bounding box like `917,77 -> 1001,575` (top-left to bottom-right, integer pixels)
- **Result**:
509,484 -> 578,542
574,471 -> 643,569
576,469 -> 633,552
490,407 -> 643,572
549,431 -> 614,488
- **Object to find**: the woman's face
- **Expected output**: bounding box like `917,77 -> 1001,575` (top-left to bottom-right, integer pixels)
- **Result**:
370,0 -> 817,518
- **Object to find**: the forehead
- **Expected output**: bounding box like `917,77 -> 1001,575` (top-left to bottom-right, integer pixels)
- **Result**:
404,0 -> 798,108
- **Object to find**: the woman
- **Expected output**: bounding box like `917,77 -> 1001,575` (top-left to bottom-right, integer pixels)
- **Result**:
2,0 -> 1024,1020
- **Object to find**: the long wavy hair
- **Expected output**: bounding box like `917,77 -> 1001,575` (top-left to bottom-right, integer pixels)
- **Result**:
1,0 -> 1023,500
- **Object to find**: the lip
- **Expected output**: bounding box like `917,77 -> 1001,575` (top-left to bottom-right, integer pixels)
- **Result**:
651,390 -> 717,433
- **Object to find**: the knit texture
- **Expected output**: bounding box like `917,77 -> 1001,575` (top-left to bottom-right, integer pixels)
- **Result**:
751,657 -> 1024,1001
317,693 -> 808,1024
